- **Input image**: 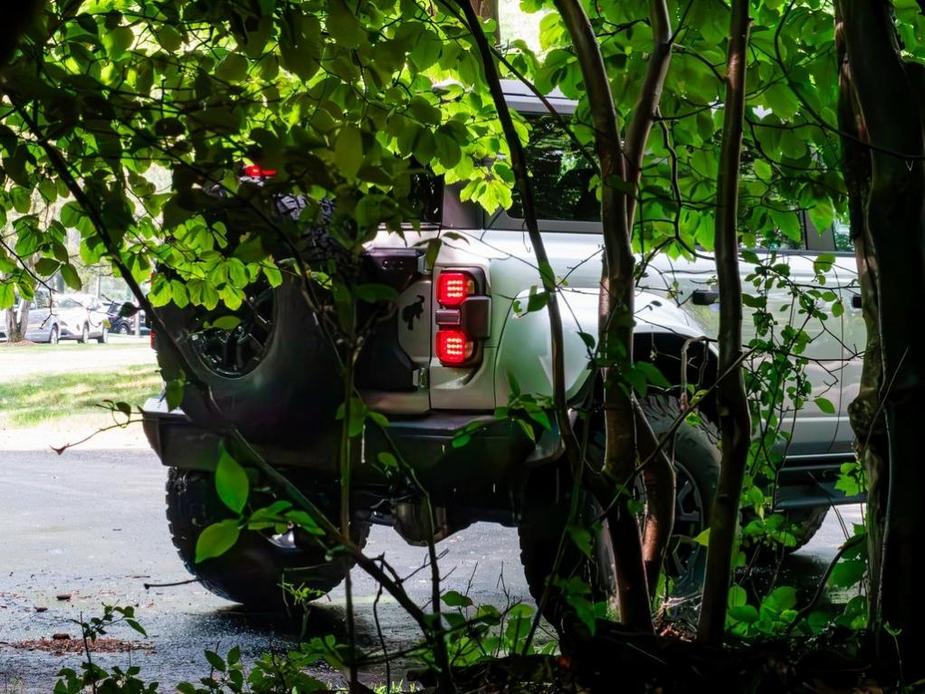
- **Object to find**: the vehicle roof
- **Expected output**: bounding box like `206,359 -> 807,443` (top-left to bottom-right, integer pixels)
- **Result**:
500,79 -> 576,115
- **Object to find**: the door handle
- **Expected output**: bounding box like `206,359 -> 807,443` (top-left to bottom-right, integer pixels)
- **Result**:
851,294 -> 862,309
691,289 -> 719,306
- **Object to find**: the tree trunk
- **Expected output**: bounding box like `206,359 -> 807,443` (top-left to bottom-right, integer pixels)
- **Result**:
552,0 -> 653,633
469,0 -> 498,39
834,9 -> 887,625
4,300 -> 28,342
841,0 -> 925,674
622,0 -> 677,599
697,0 -> 751,646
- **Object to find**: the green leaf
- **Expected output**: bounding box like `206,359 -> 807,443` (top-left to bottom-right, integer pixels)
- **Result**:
0,282 -> 14,309
829,558 -> 866,588
334,125 -> 363,179
216,54 -> 248,82
204,649 -> 226,672
60,264 -> 81,290
442,590 -> 474,608
164,376 -> 185,411
326,0 -> 366,48
211,315 -> 242,331
215,445 -> 249,514
727,585 -> 748,608
567,524 -> 593,558
103,26 -> 134,59
34,257 -> 61,277
635,361 -> 671,389
195,520 -> 240,563
814,396 -> 836,415
728,605 -> 759,624
813,253 -> 836,274
692,528 -> 711,546
808,197 -> 835,233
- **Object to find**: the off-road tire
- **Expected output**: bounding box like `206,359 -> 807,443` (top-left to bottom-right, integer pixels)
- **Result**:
518,464 -> 618,632
784,506 -> 828,552
165,469 -> 369,610
154,279 -> 343,454
518,394 -> 720,628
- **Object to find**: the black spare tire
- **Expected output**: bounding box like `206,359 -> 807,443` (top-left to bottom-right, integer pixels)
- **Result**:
153,277 -> 343,453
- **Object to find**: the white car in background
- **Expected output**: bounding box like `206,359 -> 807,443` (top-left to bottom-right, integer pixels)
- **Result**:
56,293 -> 109,343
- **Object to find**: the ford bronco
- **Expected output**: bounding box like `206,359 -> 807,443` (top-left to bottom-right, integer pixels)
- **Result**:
142,81 -> 863,614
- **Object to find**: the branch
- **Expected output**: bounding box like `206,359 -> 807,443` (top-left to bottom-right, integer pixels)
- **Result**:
624,0 -> 674,230
697,0 -> 752,646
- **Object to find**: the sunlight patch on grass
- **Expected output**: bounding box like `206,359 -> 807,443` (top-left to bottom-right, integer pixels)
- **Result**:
0,364 -> 161,427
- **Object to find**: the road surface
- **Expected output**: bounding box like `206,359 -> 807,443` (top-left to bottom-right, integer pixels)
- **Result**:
0,444 -> 862,692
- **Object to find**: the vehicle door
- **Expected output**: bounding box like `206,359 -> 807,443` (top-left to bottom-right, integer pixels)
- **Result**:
643,218 -> 854,459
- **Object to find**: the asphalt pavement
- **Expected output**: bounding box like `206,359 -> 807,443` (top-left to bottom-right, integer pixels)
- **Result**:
0,443 -> 864,692
0,446 -> 537,692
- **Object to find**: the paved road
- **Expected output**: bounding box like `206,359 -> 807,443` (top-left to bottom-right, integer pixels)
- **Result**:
0,447 -> 533,691
0,445 -> 861,692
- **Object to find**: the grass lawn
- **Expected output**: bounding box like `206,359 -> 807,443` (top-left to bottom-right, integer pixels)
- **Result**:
0,363 -> 162,428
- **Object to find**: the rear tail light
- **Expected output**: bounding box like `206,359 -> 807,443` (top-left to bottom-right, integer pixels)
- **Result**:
242,164 -> 277,178
434,268 -> 489,367
435,329 -> 472,365
436,271 -> 475,307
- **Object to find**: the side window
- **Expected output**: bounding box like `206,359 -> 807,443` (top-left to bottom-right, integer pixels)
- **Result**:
508,116 -> 599,222
33,292 -> 50,309
833,222 -> 853,252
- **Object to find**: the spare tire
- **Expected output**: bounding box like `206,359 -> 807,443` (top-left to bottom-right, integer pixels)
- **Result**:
153,277 -> 342,454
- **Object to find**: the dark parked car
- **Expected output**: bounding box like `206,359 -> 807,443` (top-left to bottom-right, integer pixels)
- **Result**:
106,301 -> 150,336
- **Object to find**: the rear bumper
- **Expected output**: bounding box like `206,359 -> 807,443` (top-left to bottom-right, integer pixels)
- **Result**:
143,397 -> 864,509
774,457 -> 864,510
141,397 -> 534,492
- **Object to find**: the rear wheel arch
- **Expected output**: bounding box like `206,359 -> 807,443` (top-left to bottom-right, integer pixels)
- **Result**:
633,331 -> 719,423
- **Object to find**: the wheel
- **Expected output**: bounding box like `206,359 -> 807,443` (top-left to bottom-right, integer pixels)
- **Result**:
518,464 -> 618,632
78,323 -> 89,343
638,394 -> 720,598
48,325 -> 59,344
783,506 -> 828,552
97,326 -> 108,344
153,278 -> 343,454
119,324 -> 130,335
165,469 -> 368,610
518,394 -> 720,626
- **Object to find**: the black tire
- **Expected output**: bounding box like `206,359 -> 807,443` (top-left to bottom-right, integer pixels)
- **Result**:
78,323 -> 89,344
119,324 -> 130,335
518,394 -> 720,626
783,506 -> 828,552
165,469 -> 368,610
48,325 -> 59,344
639,394 -> 720,597
97,327 -> 108,344
518,464 -> 618,632
154,279 -> 342,454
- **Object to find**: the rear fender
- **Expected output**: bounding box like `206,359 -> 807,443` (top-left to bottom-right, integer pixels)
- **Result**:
494,289 -> 714,405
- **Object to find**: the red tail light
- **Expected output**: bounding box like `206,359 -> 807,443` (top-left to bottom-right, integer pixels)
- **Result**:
435,329 -> 472,366
433,268 -> 489,367
436,271 -> 474,307
243,164 -> 277,178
